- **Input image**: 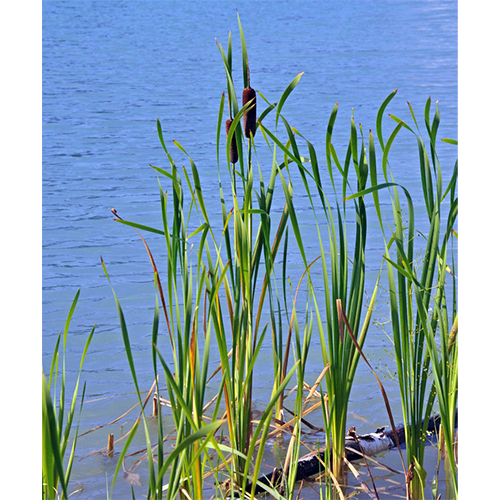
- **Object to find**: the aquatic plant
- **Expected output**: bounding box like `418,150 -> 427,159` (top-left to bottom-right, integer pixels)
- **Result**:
106,17 -> 303,497
106,18 -> 459,497
42,290 -> 95,500
101,246 -> 224,500
202,18 -> 302,493
348,94 -> 458,498
256,98 -> 383,491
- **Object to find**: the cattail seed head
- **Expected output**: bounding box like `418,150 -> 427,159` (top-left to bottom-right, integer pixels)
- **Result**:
225,119 -> 238,164
242,86 -> 256,138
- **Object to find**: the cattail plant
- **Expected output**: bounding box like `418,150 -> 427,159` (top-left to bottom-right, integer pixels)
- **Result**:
259,99 -> 380,490
97,12 -> 458,499
42,290 -> 94,500
206,18 -> 309,495
347,94 -> 459,499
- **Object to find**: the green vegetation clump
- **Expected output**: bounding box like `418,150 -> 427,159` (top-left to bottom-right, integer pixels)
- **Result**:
42,15 -> 458,500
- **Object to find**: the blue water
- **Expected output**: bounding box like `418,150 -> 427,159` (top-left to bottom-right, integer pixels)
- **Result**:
43,1 -> 457,498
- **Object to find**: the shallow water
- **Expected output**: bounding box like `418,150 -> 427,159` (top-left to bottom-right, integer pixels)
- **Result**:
43,1 -> 458,498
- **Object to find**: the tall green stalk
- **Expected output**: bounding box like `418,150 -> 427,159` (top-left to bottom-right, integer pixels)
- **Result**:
109,142 -> 224,499
153,160 -> 216,500
202,22 -> 301,491
42,289 -> 95,500
259,100 -> 380,488
102,246 -> 222,500
349,94 -> 458,499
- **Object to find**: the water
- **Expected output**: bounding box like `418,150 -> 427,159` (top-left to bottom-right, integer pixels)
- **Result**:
42,1 -> 458,498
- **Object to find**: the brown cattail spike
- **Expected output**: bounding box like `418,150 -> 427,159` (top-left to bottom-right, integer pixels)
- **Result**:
242,87 -> 256,138
242,61 -> 256,138
225,119 -> 238,164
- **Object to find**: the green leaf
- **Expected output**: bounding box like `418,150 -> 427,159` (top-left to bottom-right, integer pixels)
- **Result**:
345,182 -> 397,201
376,89 -> 398,151
42,373 -> 68,500
237,12 -> 249,88
156,421 -> 224,483
275,72 -> 304,129
101,258 -> 141,397
382,121 -> 404,181
114,219 -> 165,236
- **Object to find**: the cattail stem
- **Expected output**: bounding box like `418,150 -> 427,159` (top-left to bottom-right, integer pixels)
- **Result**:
153,394 -> 158,417
107,433 -> 114,457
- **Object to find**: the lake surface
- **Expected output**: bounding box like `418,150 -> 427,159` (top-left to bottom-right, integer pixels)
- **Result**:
42,1 -> 458,498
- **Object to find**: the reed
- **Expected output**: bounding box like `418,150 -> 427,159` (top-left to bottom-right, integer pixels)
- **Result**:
257,96 -> 383,493
347,94 -> 458,499
153,148 -> 211,500
389,100 -> 458,499
208,20 -> 303,493
279,279 -> 315,499
108,19 -> 302,496
42,289 -> 95,500
101,250 -> 223,500
109,131 -> 229,498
